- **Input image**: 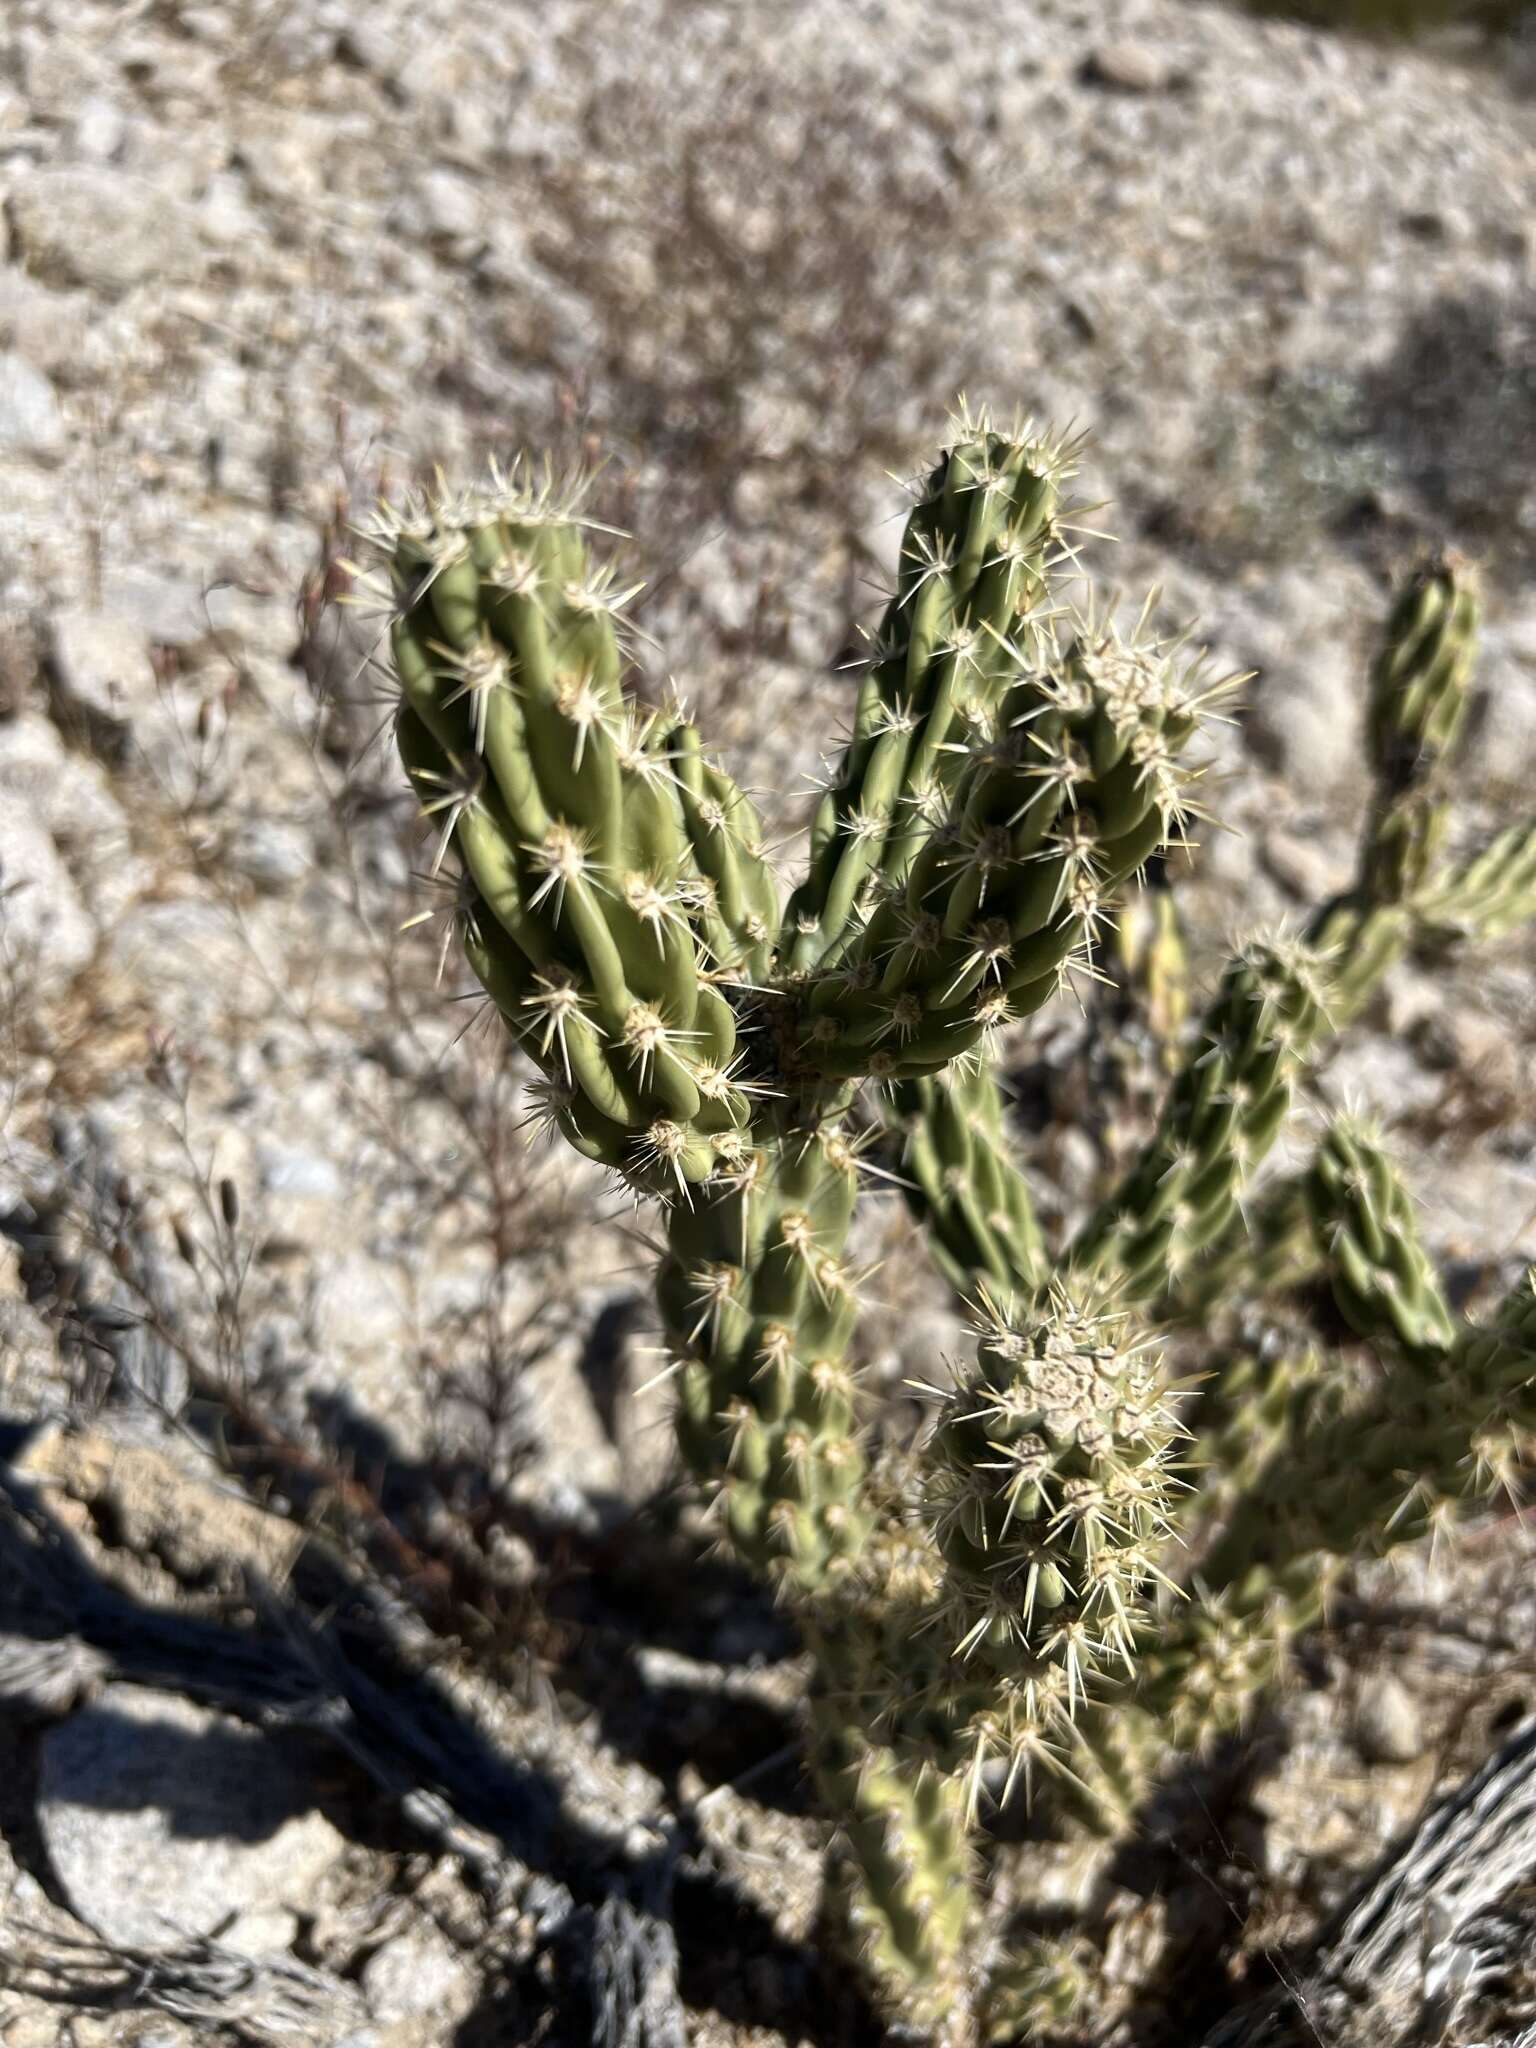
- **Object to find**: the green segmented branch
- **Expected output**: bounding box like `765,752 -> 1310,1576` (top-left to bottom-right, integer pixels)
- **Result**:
1418,816 -> 1536,946
1113,864 -> 1190,1054
656,1115 -> 873,1590
923,1288 -> 1182,1717
1195,1294 -> 1527,1640
819,1733 -> 978,2042
887,1066 -> 1047,1300
376,479 -> 754,1194
652,704 -> 781,981
784,411 -> 1076,972
1071,939 -> 1332,1298
1308,554 -> 1480,995
1304,1118 -> 1458,1367
793,627 -> 1213,1083
1149,1138 -> 1458,1756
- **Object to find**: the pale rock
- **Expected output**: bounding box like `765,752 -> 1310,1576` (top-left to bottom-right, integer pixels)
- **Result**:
1353,1672 -> 1424,1765
104,900 -> 267,1028
74,96 -> 126,162
226,817 -> 314,891
1234,567 -> 1372,798
0,352 -> 65,464
395,166 -> 483,245
6,171 -> 208,295
1263,826 -> 1351,907
0,714 -> 128,846
0,810 -> 96,988
334,22 -> 402,78
258,1140 -> 344,1202
0,272 -> 91,379
312,1251 -> 409,1353
0,1293 -> 61,1411
37,1685 -> 347,1951
98,567 -> 217,652
361,1922 -> 475,2024
46,609 -> 157,750
221,1906 -> 303,1956
1082,43 -> 1178,93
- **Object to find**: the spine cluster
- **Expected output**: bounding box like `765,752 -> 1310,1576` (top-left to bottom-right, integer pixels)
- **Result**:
369,414 -> 1536,2043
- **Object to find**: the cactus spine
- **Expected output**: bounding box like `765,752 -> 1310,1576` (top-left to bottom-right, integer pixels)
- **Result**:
368,416 -> 1536,2041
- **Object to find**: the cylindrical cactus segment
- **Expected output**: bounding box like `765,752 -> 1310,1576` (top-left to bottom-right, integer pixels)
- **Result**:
1419,817 -> 1536,946
889,1066 -> 1047,1301
1074,940 -> 1332,1298
1114,866 -> 1190,1051
656,1117 -> 872,1590
981,1936 -> 1093,2043
1303,555 -> 1481,1008
1201,1263 -> 1536,1612
784,409 -> 1076,972
374,474 -> 759,1195
1366,554 -> 1479,786
922,1288 -> 1182,1712
794,623 -> 1214,1084
819,1734 -> 978,2044
653,708 -> 780,982
1305,1119 -> 1458,1367
1356,553 -> 1480,907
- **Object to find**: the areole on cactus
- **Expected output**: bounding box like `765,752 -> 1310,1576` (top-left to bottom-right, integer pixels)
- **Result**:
356,408 -> 1536,2043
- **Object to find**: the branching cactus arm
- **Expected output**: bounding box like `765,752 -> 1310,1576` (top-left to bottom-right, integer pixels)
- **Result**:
793,628 -> 1216,1084
378,480 -> 752,1193
783,414 -> 1075,973
887,1067 -> 1048,1301
365,425 -> 1536,2046
657,1117 -> 873,1590
1304,1118 -> 1459,1367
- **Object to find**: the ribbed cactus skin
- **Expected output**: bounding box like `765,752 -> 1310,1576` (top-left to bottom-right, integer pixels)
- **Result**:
654,707 -> 780,981
1305,1120 -> 1458,1367
1198,1280 -> 1535,1609
1366,557 -> 1478,785
785,418 -> 1071,972
1114,869 -> 1190,1054
1301,554 -> 1479,1025
656,1118 -> 872,1590
925,1291 -> 1180,1707
819,1735 -> 978,2041
980,1936 -> 1092,2041
1349,553 -> 1480,915
889,1066 -> 1046,1300
369,434 -> 1536,2041
1419,817 -> 1536,945
1073,940 -> 1331,1298
382,487 -> 756,1193
795,632 -> 1206,1083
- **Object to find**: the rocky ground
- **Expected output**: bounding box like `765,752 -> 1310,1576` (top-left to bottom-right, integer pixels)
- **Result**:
1,1 -> 1535,2043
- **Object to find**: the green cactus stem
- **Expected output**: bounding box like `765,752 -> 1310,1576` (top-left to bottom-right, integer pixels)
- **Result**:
784,410 -> 1075,973
1072,939 -> 1332,1299
374,473 -> 758,1195
793,624 -> 1213,1085
817,1730 -> 979,2043
922,1288 -> 1183,1726
656,1113 -> 874,1591
1418,816 -> 1536,947
1304,1118 -> 1458,1367
887,1066 -> 1048,1301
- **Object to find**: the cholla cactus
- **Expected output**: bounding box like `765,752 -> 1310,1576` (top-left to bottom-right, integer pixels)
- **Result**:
364,413 -> 1536,2042
924,1289 -> 1181,1708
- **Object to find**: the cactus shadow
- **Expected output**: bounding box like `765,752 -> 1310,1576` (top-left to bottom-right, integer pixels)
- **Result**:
0,1450 -> 850,2048
282,1374 -> 809,1813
